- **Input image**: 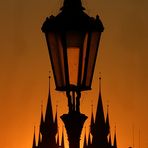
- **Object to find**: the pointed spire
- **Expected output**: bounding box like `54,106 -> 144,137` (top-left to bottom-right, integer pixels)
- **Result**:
32,126 -> 36,148
54,105 -> 58,134
108,133 -> 112,147
44,76 -> 54,128
99,75 -> 102,97
40,76 -> 57,148
90,104 -> 95,136
38,132 -> 42,148
83,127 -> 87,148
88,132 -> 91,148
56,131 -> 60,147
105,105 -> 110,136
113,126 -> 117,148
95,77 -> 105,131
39,101 -> 44,134
61,127 -> 65,148
92,77 -> 107,147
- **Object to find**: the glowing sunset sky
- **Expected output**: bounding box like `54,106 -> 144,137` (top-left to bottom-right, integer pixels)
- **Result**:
0,0 -> 148,148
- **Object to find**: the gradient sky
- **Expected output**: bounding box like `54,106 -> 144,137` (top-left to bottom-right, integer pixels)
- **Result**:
0,0 -> 148,148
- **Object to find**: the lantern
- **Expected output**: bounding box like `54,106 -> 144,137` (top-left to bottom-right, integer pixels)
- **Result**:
42,0 -> 104,92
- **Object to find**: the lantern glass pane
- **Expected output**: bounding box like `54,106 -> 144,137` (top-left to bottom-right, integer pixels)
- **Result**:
78,33 -> 88,86
47,32 -> 66,90
67,47 -> 79,86
85,32 -> 101,87
66,31 -> 86,87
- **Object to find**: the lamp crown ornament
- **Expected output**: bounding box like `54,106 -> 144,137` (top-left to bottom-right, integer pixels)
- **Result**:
60,0 -> 85,11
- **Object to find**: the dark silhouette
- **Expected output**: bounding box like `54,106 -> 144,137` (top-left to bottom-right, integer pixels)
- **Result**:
41,0 -> 103,146
32,77 -> 118,148
32,0 -> 118,147
32,78 -> 58,148
83,78 -> 117,148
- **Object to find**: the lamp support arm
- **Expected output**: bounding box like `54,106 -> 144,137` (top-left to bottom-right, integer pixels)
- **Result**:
66,90 -> 81,113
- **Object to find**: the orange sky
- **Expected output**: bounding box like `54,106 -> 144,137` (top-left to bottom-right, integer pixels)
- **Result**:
0,0 -> 148,148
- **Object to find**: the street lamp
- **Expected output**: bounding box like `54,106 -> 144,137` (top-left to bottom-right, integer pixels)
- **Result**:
42,0 -> 104,147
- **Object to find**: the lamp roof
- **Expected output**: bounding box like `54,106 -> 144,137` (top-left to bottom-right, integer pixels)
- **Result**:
41,0 -> 104,32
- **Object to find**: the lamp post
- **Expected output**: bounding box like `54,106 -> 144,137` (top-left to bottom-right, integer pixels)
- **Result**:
42,0 -> 104,147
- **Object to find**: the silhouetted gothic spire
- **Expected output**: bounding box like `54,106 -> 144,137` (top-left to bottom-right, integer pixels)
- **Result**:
39,77 -> 58,148
91,77 -> 108,148
88,132 -> 91,148
39,102 -> 44,135
61,128 -> 65,148
38,132 -> 42,148
44,77 -> 54,128
108,133 -> 112,147
90,104 -> 95,136
83,128 -> 87,148
32,127 -> 36,148
113,127 -> 117,148
54,105 -> 58,135
105,105 -> 110,136
56,131 -> 60,147
95,77 -> 105,127
94,77 -> 106,132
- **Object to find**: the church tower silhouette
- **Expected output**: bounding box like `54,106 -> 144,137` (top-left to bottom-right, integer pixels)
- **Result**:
83,77 -> 118,148
32,77 -> 58,148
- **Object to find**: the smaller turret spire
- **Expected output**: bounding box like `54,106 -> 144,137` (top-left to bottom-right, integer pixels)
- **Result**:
61,127 -> 65,148
38,132 -> 42,147
56,131 -> 60,147
83,127 -> 87,148
105,105 -> 110,136
39,101 -> 44,134
90,104 -> 95,136
108,133 -> 112,147
32,126 -> 36,148
88,132 -> 91,147
54,105 -> 58,134
113,126 -> 117,148
99,76 -> 102,97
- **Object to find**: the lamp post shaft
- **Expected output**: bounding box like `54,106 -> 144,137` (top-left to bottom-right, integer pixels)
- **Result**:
61,111 -> 87,148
